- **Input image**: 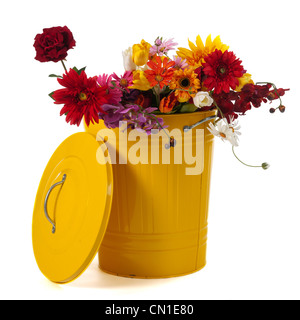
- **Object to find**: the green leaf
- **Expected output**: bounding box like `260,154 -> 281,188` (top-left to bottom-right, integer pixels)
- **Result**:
78,67 -> 86,75
179,103 -> 198,113
49,74 -> 63,78
169,104 -> 182,114
49,92 -> 55,100
73,66 -> 86,75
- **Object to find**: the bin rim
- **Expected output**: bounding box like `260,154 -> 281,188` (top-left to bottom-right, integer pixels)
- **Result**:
158,109 -> 217,119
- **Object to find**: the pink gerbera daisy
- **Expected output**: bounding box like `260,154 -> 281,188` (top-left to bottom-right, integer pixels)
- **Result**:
97,74 -> 123,105
112,71 -> 133,92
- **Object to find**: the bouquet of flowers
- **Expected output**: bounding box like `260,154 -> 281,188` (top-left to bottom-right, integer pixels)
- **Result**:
34,26 -> 289,168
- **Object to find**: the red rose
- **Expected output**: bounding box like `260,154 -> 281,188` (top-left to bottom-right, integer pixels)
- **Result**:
33,26 -> 76,63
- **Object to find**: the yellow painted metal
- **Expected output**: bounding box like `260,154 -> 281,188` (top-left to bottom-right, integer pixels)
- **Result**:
32,133 -> 113,284
85,110 -> 216,278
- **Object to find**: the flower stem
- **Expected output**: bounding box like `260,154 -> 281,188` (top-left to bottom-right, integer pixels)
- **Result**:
129,103 -> 171,141
152,87 -> 161,107
232,146 -> 266,169
146,112 -> 171,140
61,60 -> 67,73
256,81 -> 283,106
213,100 -> 225,120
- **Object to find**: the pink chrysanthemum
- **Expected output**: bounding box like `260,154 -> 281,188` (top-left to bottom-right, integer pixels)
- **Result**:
112,71 -> 133,93
150,38 -> 178,56
172,56 -> 189,70
97,74 -> 123,105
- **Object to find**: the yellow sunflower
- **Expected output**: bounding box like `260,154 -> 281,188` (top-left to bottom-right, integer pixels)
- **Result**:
169,68 -> 201,103
177,34 -> 229,68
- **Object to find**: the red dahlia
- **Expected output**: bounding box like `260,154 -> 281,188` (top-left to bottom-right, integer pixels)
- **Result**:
52,68 -> 110,126
203,50 -> 245,94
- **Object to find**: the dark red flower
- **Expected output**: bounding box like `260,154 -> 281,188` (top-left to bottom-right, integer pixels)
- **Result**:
134,91 -> 153,109
52,69 -> 110,126
213,82 -> 289,120
234,97 -> 252,114
203,50 -> 245,94
194,66 -> 202,82
267,88 -> 290,101
239,83 -> 270,108
34,26 -> 76,63
213,91 -> 238,120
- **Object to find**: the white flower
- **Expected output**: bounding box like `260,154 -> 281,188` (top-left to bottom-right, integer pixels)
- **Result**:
208,121 -> 230,142
122,47 -> 137,72
208,117 -> 241,147
193,91 -> 214,108
226,116 -> 241,147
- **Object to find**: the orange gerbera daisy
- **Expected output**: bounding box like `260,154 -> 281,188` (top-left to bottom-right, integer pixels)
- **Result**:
177,34 -> 229,68
169,68 -> 201,103
144,55 -> 175,89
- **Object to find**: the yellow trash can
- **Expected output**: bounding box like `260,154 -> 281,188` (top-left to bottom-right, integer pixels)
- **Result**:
85,110 -> 216,278
32,110 -> 216,283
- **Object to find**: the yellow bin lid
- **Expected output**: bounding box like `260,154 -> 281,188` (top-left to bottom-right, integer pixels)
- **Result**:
32,132 -> 113,284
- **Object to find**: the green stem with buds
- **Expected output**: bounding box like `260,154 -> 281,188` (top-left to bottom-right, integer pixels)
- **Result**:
256,81 -> 283,106
232,146 -> 269,170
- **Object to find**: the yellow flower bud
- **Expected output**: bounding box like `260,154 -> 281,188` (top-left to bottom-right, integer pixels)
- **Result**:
235,73 -> 254,92
132,40 -> 151,66
129,70 -> 151,91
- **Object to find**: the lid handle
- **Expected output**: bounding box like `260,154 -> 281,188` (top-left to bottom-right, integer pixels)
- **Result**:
44,174 -> 67,234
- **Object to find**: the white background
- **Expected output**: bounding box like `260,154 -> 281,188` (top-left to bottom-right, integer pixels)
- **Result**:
0,0 -> 299,300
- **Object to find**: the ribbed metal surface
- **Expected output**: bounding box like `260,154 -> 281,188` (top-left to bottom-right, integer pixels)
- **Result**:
86,111 -> 216,278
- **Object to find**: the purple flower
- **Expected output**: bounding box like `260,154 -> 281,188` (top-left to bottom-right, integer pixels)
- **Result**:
99,103 -> 167,135
140,116 -> 167,135
124,105 -> 167,135
99,104 -> 125,129
122,89 -> 140,104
